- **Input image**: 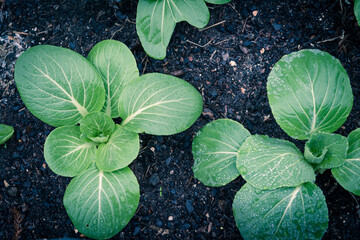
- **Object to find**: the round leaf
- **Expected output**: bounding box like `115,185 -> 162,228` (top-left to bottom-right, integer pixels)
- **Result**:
87,40 -> 139,118
44,126 -> 96,177
96,125 -> 140,172
64,164 -> 140,239
332,128 -> 360,196
15,45 -> 105,127
80,112 -> 115,143
136,0 -> 209,59
0,124 -> 14,145
237,135 -> 315,190
119,73 -> 203,135
192,119 -> 250,187
267,49 -> 353,140
304,132 -> 348,170
233,183 -> 328,240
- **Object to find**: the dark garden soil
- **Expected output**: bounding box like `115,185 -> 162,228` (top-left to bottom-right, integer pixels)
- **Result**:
1,0 -> 360,239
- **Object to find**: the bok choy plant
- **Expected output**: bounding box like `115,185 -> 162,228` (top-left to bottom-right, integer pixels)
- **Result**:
15,39 -> 203,239
0,124 -> 14,145
192,49 -> 358,239
136,0 -> 231,60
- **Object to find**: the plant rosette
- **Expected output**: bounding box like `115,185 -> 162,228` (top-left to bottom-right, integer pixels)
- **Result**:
136,0 -> 231,59
15,39 -> 203,239
192,49 -> 358,239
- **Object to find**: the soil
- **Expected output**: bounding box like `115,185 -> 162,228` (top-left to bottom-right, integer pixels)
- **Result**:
1,0 -> 360,239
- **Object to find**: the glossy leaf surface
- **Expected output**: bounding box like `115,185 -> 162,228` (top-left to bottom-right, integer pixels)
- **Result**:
44,126 -> 96,177
237,135 -> 315,190
267,49 -> 353,140
304,132 -> 347,170
332,128 -> 360,196
15,45 -> 105,127
87,40 -> 139,117
233,183 -> 328,240
64,165 -> 140,239
136,0 -> 209,59
96,125 -> 139,172
119,73 -> 202,135
80,112 -> 115,143
0,124 -> 14,145
192,119 -> 250,187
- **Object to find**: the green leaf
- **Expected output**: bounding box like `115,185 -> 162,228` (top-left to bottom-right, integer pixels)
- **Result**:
237,135 -> 315,190
304,132 -> 347,170
80,112 -> 115,143
15,45 -> 105,127
0,124 -> 14,145
87,40 -> 139,118
332,128 -> 360,196
64,164 -> 140,239
44,126 -> 96,177
233,183 -> 328,240
192,119 -> 250,187
205,0 -> 231,4
355,0 -> 360,26
119,73 -> 203,135
96,125 -> 139,172
136,0 -> 209,59
267,49 -> 353,140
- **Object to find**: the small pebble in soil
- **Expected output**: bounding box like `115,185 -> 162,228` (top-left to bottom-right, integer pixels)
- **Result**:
272,23 -> 282,31
133,226 -> 140,236
168,216 -> 174,221
8,187 -> 18,196
149,173 -> 160,186
186,199 -> 194,213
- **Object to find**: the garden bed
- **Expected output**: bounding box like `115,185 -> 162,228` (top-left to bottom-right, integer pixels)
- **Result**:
0,0 -> 359,239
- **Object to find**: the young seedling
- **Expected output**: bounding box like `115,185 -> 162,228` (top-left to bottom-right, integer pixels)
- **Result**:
192,49 -> 358,239
136,0 -> 231,59
0,124 -> 14,145
15,39 -> 203,239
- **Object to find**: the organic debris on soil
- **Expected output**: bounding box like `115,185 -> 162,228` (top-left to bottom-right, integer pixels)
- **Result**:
1,0 -> 360,239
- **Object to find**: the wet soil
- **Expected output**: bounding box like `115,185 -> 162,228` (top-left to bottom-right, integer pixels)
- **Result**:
1,0 -> 360,239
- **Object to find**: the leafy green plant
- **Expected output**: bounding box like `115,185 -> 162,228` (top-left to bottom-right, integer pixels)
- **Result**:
15,39 -> 203,239
0,124 -> 14,145
192,49 -> 359,239
355,0 -> 360,25
136,0 -> 231,60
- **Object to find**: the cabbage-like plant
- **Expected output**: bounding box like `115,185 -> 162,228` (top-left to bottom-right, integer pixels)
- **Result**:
15,39 -> 203,239
136,0 -> 231,60
0,124 -> 14,145
192,49 -> 359,239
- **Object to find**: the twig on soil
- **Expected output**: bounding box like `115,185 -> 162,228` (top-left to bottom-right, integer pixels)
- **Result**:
186,39 -> 213,48
12,31 -> 28,36
316,31 -> 344,44
198,20 -> 226,32
142,56 -> 149,75
242,16 -> 251,33
11,207 -> 23,240
229,3 -> 240,15
210,50 -> 217,61
214,38 -> 231,46
111,22 -> 126,39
